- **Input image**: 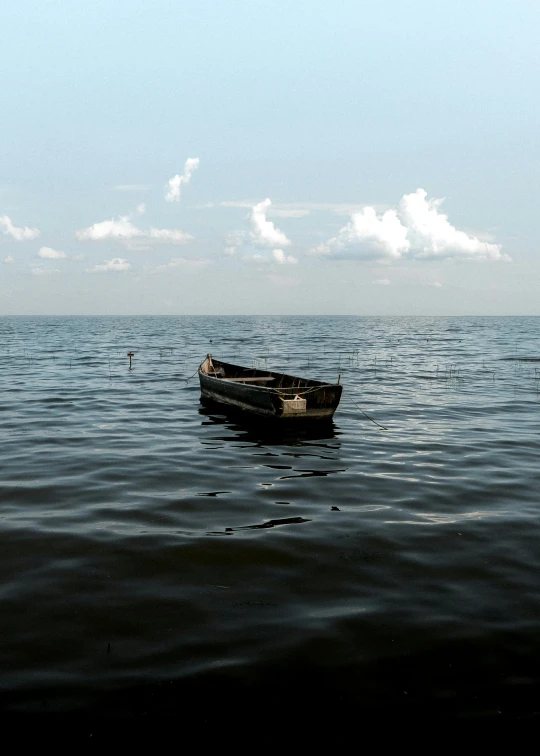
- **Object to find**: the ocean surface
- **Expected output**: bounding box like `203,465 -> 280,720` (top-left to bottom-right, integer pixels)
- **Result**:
1,316 -> 540,726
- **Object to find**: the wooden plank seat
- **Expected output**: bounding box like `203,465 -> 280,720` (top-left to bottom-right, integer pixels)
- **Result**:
222,376 -> 276,383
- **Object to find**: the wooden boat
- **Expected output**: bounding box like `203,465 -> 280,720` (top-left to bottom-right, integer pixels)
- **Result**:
198,354 -> 342,420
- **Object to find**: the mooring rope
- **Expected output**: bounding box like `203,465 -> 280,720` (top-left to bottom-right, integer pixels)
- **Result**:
269,383 -> 335,396
182,368 -> 200,383
346,396 -> 388,430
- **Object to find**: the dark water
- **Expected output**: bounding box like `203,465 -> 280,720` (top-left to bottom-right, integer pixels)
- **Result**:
1,316 -> 540,727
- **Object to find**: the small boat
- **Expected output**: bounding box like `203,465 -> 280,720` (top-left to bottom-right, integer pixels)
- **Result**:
198,354 -> 342,420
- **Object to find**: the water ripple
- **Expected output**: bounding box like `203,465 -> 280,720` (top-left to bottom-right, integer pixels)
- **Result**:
1,315 -> 540,720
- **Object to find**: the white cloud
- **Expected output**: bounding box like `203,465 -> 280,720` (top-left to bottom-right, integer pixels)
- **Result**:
76,214 -> 192,246
0,215 -> 40,241
76,215 -> 141,241
3,255 -> 14,263
71,253 -> 85,261
272,249 -> 297,265
311,189 -> 508,263
165,158 -> 200,202
224,204 -> 296,261
249,199 -> 292,248
243,249 -> 298,265
430,281 -> 443,287
38,246 -> 66,259
136,203 -> 146,215
398,189 -> 506,260
86,257 -> 131,273
373,278 -> 391,285
311,207 -> 409,260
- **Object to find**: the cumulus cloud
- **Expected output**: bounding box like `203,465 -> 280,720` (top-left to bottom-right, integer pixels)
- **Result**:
312,206 -> 408,260
398,190 -> 506,260
223,201 -> 298,263
3,255 -> 14,263
38,246 -> 66,259
0,215 -> 40,241
136,203 -> 146,215
76,213 -> 192,246
272,249 -> 297,264
243,249 -> 297,265
86,258 -> 131,273
373,278 -> 391,285
249,199 -> 291,248
76,215 -> 141,242
311,189 -> 507,262
165,158 -> 200,202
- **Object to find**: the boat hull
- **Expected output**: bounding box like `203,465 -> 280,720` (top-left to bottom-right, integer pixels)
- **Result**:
198,358 -> 342,421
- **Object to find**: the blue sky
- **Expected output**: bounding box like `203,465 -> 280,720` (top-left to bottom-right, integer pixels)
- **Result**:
1,0 -> 539,314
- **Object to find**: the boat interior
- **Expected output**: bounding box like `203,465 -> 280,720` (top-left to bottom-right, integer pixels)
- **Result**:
200,355 -> 330,390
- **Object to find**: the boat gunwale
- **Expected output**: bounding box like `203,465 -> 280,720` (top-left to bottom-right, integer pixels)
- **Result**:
198,356 -> 339,394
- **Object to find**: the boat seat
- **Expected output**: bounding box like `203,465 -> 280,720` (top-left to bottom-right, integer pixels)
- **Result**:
223,376 -> 276,383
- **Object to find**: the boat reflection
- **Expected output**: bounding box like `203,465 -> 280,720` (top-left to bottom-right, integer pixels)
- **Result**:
198,403 -> 341,446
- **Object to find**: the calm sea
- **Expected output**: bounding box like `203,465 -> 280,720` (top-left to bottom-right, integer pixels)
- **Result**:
1,316 -> 540,727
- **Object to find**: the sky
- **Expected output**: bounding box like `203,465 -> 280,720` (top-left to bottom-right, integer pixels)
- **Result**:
1,0 -> 539,315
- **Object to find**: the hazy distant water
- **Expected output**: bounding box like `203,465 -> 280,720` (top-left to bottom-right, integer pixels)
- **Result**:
1,315 -> 540,723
